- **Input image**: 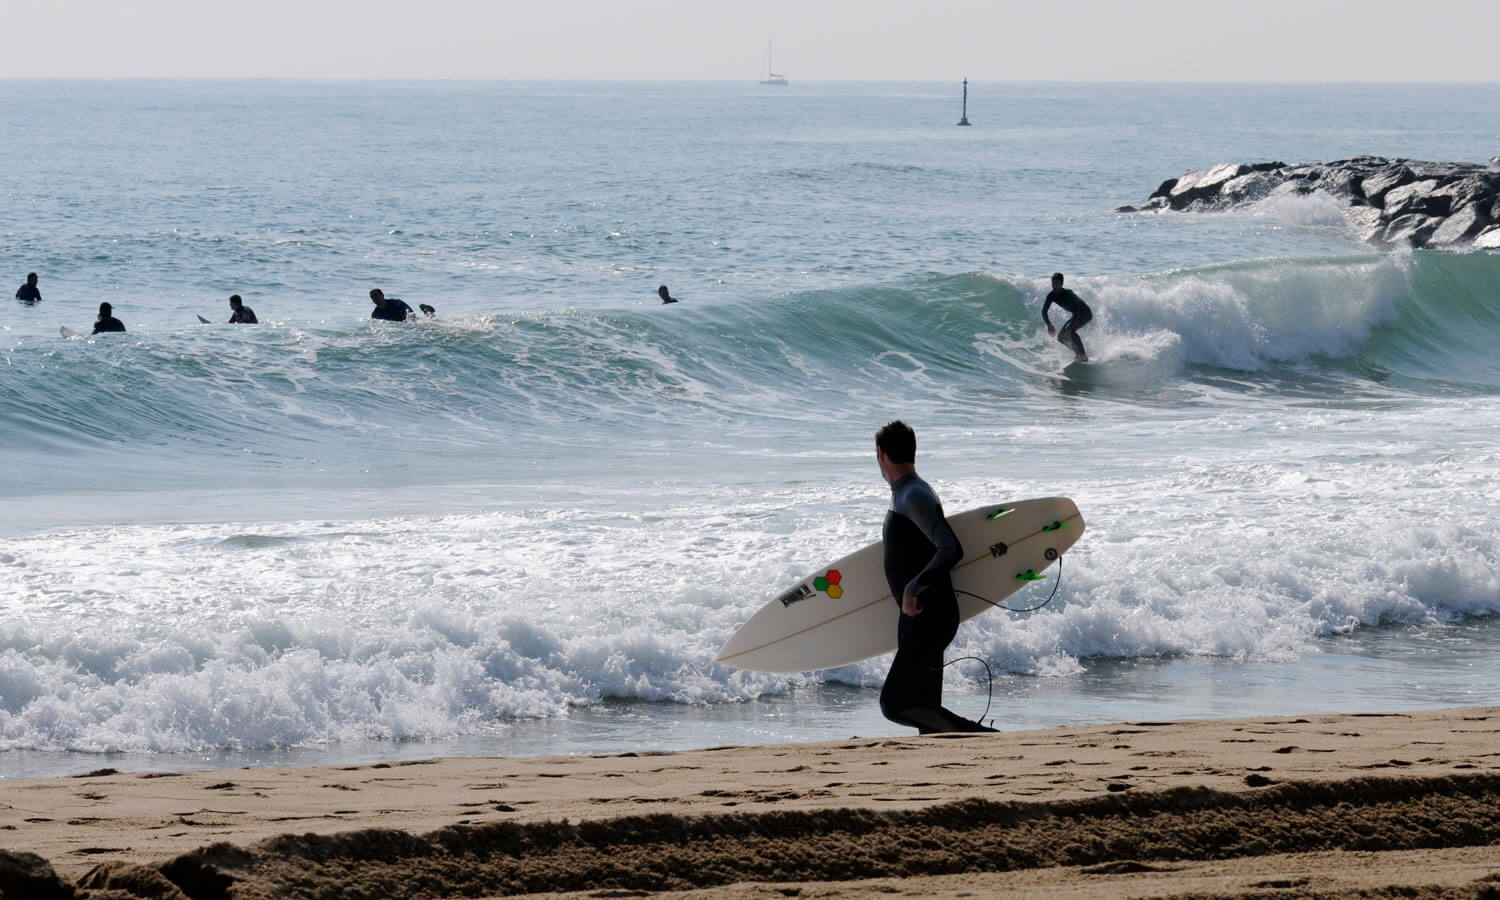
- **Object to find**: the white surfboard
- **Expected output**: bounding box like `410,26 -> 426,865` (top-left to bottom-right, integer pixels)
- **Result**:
59,326 -> 78,338
717,497 -> 1084,673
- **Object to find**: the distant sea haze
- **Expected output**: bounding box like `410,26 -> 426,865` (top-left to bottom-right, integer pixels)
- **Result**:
1,82 -> 1498,778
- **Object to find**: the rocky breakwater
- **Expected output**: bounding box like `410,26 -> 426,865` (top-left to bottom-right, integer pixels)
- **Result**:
1126,156 -> 1500,250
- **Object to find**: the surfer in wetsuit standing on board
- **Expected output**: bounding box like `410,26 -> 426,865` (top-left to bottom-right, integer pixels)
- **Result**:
875,420 -> 997,734
1042,272 -> 1092,362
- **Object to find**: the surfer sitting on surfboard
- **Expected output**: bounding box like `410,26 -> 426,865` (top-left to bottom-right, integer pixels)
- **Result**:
227,294 -> 258,324
92,302 -> 126,334
1042,272 -> 1092,362
875,421 -> 998,735
15,272 -> 41,304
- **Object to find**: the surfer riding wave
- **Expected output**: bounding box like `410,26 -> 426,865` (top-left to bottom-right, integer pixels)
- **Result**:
1042,272 -> 1092,362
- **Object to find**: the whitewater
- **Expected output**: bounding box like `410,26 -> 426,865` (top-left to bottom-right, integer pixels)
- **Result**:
2,81 -> 1497,778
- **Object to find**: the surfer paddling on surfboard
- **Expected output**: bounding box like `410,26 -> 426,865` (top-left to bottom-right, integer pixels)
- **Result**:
1042,272 -> 1091,362
875,421 -> 998,734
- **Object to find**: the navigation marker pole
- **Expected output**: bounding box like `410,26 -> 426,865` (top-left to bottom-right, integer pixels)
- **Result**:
957,77 -> 971,126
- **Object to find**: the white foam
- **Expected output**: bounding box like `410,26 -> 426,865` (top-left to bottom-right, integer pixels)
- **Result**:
1080,257 -> 1407,370
1248,190 -> 1351,228
4,418 -> 1497,755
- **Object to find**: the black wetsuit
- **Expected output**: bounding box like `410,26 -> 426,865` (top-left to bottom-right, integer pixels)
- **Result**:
371,298 -> 414,322
92,316 -> 125,334
1042,287 -> 1092,357
15,283 -> 41,303
229,306 -> 258,324
879,473 -> 993,734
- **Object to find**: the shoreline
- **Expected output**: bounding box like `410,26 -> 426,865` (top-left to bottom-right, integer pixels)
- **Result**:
5,706 -> 1500,897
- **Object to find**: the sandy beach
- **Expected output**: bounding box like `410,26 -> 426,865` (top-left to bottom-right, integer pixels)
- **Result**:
5,707 -> 1500,898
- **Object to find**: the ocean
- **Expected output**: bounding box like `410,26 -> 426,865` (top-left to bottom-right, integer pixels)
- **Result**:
2,81 -> 1498,780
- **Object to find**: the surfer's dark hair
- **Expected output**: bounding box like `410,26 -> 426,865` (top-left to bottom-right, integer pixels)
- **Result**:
1052,272 -> 1064,283
875,420 -> 916,464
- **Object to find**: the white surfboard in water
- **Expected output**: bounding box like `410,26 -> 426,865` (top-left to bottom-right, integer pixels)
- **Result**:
717,497 -> 1085,673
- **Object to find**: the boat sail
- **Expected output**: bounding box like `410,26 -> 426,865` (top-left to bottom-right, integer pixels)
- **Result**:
759,40 -> 788,86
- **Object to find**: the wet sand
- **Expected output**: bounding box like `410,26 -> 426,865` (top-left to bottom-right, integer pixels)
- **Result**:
5,707 -> 1500,898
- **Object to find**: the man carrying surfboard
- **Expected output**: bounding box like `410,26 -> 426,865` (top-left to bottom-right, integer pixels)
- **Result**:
875,421 -> 997,734
1042,272 -> 1092,362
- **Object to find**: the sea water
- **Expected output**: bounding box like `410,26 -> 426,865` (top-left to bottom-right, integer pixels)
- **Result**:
2,81 -> 1498,779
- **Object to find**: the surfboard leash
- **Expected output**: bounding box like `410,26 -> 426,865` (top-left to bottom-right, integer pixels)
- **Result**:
943,655 -> 995,725
955,552 -> 1065,613
943,555 -> 1067,727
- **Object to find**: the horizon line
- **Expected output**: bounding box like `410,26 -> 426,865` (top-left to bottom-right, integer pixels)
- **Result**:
2,76 -> 1499,86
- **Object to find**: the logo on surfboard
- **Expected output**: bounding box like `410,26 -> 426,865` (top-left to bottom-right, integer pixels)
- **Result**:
779,569 -> 843,607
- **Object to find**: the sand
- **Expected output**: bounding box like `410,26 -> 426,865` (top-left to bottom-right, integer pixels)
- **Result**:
5,707 -> 1500,898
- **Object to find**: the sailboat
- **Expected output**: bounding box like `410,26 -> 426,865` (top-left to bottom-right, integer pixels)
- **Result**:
759,40 -> 788,86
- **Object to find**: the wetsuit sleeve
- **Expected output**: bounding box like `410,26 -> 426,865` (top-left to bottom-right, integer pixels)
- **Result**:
1041,294 -> 1054,328
897,487 -> 964,599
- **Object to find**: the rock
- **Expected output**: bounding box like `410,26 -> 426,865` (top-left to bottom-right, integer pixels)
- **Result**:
1169,163 -> 1248,207
75,862 -> 188,900
1433,175 -> 1493,211
1409,161 -> 1465,181
1475,225 -> 1500,250
1220,171 -> 1276,203
1268,180 -> 1314,198
1312,168 -> 1367,201
1427,204 -> 1491,247
1242,160 -> 1287,174
1381,179 -> 1445,218
1341,206 -> 1386,244
1361,164 -> 1417,206
0,850 -> 73,900
1380,213 -> 1441,248
1131,156 -> 1500,249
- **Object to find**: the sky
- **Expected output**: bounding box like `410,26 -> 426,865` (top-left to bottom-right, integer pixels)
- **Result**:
5,0 -> 1500,81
